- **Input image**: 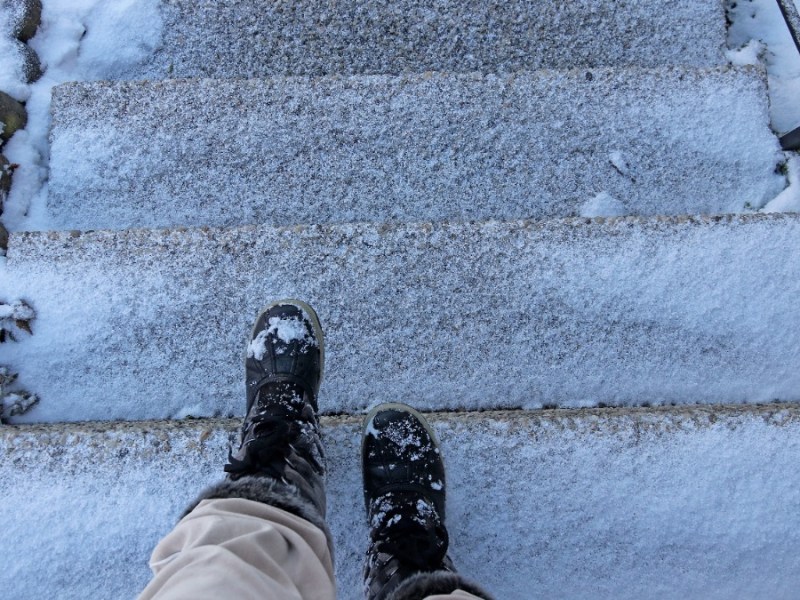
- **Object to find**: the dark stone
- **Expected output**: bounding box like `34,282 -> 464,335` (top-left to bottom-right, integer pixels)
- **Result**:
0,154 -> 10,196
0,92 -> 27,144
2,0 -> 43,42
0,155 -> 10,219
16,40 -> 42,83
0,221 -> 7,251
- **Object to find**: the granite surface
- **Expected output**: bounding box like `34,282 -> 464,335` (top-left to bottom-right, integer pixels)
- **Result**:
128,0 -> 727,79
2,405 -> 799,599
48,67 -> 784,230
2,214 -> 799,422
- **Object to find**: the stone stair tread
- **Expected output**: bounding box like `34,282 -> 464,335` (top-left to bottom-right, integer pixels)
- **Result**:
134,0 -> 727,79
47,66 -> 784,230
2,404 -> 799,599
2,214 -> 799,423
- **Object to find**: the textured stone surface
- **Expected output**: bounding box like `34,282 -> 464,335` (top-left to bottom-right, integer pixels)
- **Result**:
0,91 -> 26,144
2,214 -> 799,422
2,0 -> 42,42
136,0 -> 726,78
47,67 -> 784,230
2,405 -> 800,599
14,39 -> 41,83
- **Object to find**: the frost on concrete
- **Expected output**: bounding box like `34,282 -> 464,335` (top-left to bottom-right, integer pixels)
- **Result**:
1,214 -> 799,423
1,406 -> 800,599
46,67 -> 784,230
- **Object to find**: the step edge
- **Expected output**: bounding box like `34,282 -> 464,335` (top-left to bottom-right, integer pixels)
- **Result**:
4,401 -> 799,440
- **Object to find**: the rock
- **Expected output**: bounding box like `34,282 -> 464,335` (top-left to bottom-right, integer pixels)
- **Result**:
0,155 -> 10,229
1,155 -> 11,206
2,0 -> 43,42
16,40 -> 42,83
0,92 -> 27,144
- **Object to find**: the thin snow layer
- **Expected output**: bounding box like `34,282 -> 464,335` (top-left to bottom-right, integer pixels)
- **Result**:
136,0 -> 726,79
0,0 -> 163,230
45,67 -> 784,230
727,0 -> 800,133
2,214 -> 800,422
2,406 -> 800,599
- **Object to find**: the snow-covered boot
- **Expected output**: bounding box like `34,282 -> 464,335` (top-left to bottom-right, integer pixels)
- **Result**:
187,300 -> 330,545
362,404 -> 493,600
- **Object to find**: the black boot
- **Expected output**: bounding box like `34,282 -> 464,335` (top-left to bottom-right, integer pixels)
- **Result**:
362,404 -> 493,600
187,300 -> 330,543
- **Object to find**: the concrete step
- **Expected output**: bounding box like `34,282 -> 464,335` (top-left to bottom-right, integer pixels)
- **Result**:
136,0 -> 727,79
46,67 -> 784,231
2,405 -> 799,599
2,214 -> 799,422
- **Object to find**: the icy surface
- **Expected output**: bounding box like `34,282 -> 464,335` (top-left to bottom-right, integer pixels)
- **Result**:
1,215 -> 800,422
2,406 -> 800,599
46,67 -> 784,230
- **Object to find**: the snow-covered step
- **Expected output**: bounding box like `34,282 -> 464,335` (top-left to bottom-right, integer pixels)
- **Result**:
3,405 -> 800,599
135,0 -> 727,79
46,67 -> 784,231
2,214 -> 799,422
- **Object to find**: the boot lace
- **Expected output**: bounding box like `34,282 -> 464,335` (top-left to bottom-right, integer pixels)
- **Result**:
224,395 -> 323,481
369,494 -> 450,570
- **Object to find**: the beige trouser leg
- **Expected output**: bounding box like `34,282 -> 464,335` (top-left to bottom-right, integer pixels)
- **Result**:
138,497 -> 483,600
138,498 -> 335,600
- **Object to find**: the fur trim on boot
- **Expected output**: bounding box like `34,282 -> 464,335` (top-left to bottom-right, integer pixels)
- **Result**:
387,570 -> 494,600
183,475 -> 334,556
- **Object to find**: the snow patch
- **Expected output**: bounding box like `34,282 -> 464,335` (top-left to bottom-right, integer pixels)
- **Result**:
0,300 -> 34,320
762,154 -> 800,212
727,0 -> 800,134
726,39 -> 767,66
246,316 -> 316,360
0,0 -> 164,231
579,192 -> 627,217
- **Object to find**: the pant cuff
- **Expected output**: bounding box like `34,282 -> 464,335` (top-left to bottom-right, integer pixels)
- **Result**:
387,570 -> 494,600
184,475 -> 334,557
